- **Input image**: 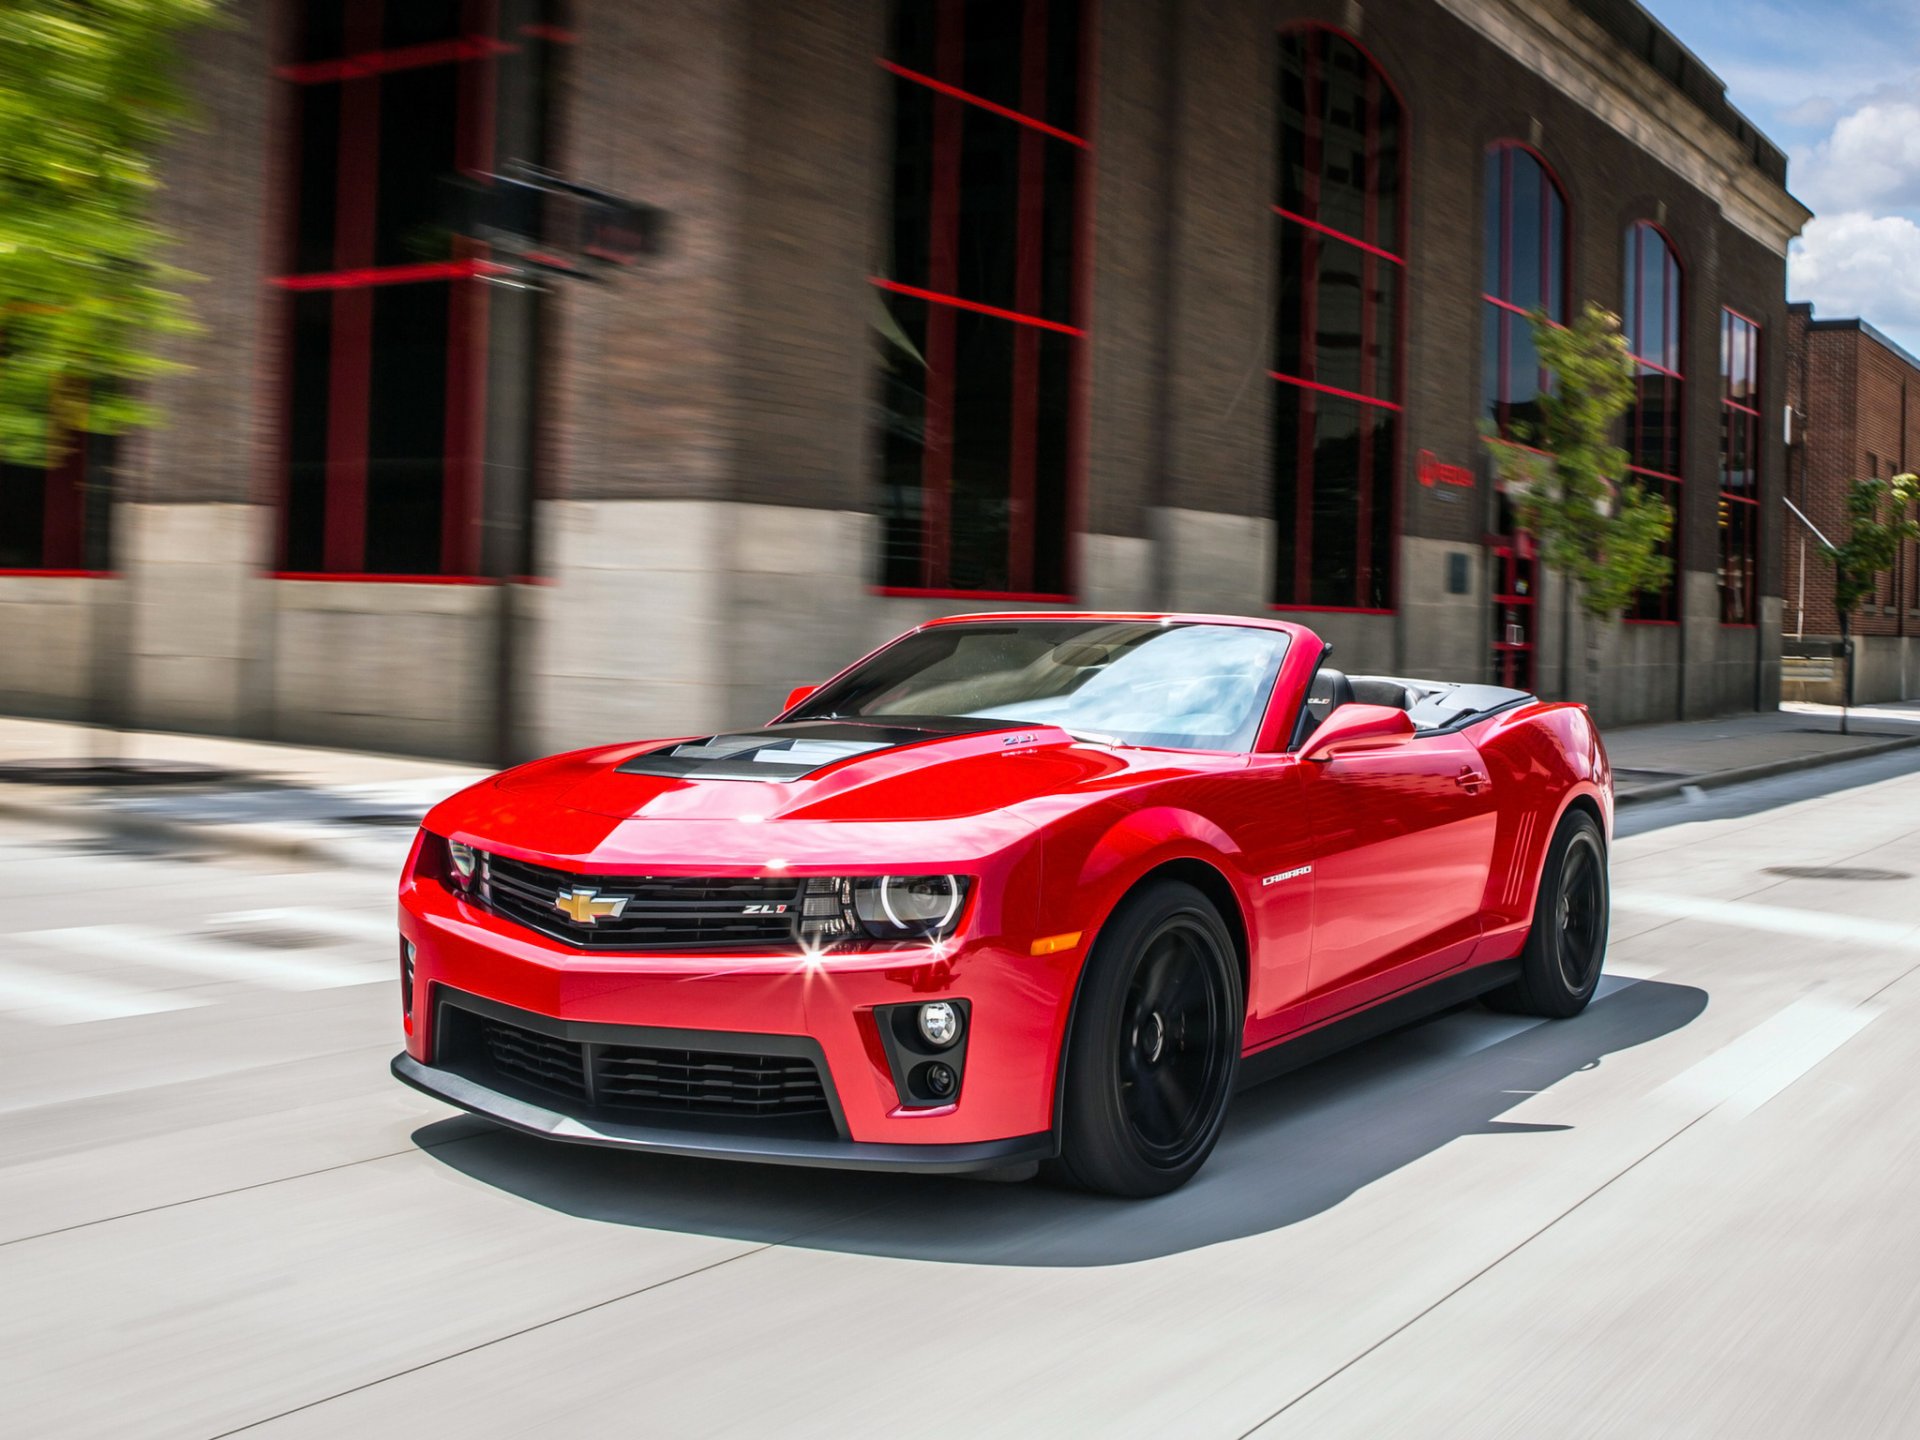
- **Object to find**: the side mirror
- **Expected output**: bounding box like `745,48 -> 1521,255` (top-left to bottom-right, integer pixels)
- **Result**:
1300,703 -> 1416,763
780,684 -> 818,716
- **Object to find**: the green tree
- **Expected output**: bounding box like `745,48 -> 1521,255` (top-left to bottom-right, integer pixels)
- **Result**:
0,0 -> 218,468
1824,471 -> 1920,734
1483,303 -> 1673,702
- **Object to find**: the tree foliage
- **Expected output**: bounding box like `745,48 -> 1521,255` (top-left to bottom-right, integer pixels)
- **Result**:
1482,303 -> 1673,622
1827,471 -> 1920,623
0,0 -> 218,467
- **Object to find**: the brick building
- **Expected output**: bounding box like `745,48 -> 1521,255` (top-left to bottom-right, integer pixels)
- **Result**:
0,0 -> 1809,761
1782,304 -> 1920,702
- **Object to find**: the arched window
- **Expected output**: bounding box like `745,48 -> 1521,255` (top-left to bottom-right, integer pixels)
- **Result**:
1481,143 -> 1567,437
1624,222 -> 1683,622
1271,26 -> 1404,611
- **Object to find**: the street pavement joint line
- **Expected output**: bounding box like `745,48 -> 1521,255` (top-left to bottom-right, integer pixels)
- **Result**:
206,1201 -> 896,1439
0,1127 -> 491,1252
1655,996 -> 1881,1121
1233,1107 -> 1718,1439
1612,888 -> 1920,951
0,957 -> 204,1025
17,923 -> 386,991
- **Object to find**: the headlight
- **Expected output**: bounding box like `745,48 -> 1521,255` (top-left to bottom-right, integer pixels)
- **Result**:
798,874 -> 972,944
449,841 -> 478,885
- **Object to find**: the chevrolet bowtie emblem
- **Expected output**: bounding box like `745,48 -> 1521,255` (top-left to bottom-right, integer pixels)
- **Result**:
554,886 -> 628,924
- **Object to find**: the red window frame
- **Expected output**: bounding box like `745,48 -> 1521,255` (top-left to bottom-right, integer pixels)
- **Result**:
872,0 -> 1091,601
0,442 -> 107,576
1623,221 -> 1684,624
1269,23 -> 1406,614
268,0 -> 568,582
1719,308 -> 1762,625
1482,142 -> 1569,439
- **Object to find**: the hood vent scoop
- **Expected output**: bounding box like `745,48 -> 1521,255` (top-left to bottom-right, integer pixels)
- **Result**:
614,719 -> 1013,783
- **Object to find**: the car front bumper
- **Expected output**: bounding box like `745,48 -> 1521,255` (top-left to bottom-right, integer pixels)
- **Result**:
396,870 -> 1082,1153
391,1052 -> 1053,1172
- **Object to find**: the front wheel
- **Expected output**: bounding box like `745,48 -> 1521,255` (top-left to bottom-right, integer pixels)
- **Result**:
1487,808 -> 1609,1018
1054,880 -> 1242,1197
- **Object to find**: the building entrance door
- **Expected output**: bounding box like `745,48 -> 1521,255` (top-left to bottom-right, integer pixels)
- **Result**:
1488,527 -> 1537,690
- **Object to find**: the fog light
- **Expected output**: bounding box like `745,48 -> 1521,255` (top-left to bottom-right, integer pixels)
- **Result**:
918,1001 -> 962,1048
400,938 -> 416,1023
924,1062 -> 957,1099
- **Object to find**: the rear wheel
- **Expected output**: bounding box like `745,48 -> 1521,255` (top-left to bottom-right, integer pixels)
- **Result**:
1487,808 -> 1609,1018
1054,880 -> 1241,1197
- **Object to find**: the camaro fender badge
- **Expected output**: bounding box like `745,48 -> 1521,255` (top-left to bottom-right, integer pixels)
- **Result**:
1262,864 -> 1313,886
1001,733 -> 1039,746
554,886 -> 629,924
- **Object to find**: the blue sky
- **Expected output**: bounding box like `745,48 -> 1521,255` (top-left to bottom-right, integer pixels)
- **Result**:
1648,0 -> 1920,352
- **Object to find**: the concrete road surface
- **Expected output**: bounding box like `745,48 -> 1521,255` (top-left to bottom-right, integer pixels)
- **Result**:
2,752 -> 1919,1438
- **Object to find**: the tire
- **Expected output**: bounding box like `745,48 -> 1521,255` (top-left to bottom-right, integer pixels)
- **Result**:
1486,808 -> 1609,1019
1053,879 -> 1242,1197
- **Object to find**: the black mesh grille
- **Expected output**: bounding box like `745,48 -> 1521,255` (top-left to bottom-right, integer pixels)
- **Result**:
442,1000 -> 834,1131
480,853 -> 805,951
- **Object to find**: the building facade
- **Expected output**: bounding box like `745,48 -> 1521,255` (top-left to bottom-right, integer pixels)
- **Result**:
0,0 -> 1809,762
1782,304 -> 1920,702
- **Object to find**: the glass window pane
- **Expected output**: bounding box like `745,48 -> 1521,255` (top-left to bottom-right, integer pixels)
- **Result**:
291,82 -> 341,274
962,0 -> 1025,114
1314,236 -> 1364,395
1309,398 -> 1361,607
886,76 -> 934,288
1032,330 -> 1073,594
1637,230 -> 1667,364
876,294 -> 930,587
1039,140 -> 1079,325
1368,258 -> 1398,403
383,0 -> 463,50
364,280 -> 451,574
1544,184 -> 1564,321
955,104 -> 1022,312
1277,31 -> 1309,216
1373,87 -> 1401,250
283,292 -> 333,572
374,64 -> 459,267
1044,0 -> 1083,134
1509,152 -> 1543,310
1318,35 -> 1368,241
0,463 -> 47,569
1507,313 -> 1543,434
946,308 -> 1015,591
1367,408 -> 1394,608
1272,386 -> 1302,603
1275,219 -> 1306,381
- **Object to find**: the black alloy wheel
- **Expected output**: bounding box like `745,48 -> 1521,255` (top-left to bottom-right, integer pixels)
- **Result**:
1487,808 -> 1610,1019
1055,880 -> 1242,1197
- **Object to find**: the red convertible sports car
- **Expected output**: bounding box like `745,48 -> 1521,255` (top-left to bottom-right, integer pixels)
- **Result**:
394,613 -> 1612,1196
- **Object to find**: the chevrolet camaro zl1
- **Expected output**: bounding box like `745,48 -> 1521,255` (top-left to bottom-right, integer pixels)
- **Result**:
393,613 -> 1612,1196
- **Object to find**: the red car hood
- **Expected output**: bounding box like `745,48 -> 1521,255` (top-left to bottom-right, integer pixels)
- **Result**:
422,722 -> 1238,870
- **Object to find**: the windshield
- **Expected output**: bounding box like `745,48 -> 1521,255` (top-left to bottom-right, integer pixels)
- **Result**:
790,620 -> 1290,751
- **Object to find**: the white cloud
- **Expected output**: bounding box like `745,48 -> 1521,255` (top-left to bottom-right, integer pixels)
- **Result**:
1789,212 -> 1920,343
1795,97 -> 1920,212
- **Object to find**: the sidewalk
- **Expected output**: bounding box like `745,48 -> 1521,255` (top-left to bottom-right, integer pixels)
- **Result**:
1605,698 -> 1920,802
0,718 -> 487,870
2,699 -> 1918,869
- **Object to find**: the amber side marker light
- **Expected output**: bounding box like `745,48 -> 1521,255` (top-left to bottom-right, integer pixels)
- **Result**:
1030,931 -> 1082,957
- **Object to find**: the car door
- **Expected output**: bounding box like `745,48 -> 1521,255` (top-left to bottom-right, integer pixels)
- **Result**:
1298,721 -> 1499,1002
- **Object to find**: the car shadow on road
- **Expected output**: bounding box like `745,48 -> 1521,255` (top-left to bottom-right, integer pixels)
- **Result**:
412,976 -> 1707,1267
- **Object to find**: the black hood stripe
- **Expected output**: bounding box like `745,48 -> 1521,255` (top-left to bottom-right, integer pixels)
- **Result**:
614,718 -> 1021,783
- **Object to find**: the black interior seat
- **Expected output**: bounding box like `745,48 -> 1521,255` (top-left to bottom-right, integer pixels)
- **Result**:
1301,666 -> 1356,736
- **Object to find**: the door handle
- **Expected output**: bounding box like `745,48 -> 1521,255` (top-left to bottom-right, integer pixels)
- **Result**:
1455,766 -> 1490,794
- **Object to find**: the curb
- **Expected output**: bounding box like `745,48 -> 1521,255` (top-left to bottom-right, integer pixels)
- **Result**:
0,792 -> 378,869
1614,731 -> 1920,806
